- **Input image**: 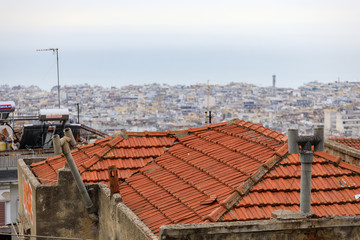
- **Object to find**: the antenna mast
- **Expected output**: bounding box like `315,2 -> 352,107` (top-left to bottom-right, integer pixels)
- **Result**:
37,48 -> 60,108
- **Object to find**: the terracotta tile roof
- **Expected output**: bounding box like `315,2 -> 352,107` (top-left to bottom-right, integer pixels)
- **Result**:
30,120 -> 360,238
119,120 -> 287,234
118,121 -> 360,236
31,132 -> 176,185
329,138 -> 360,151
221,152 -> 360,221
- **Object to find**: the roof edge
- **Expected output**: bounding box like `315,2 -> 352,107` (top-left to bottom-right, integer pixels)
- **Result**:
98,183 -> 159,240
159,215 -> 360,239
325,139 -> 360,160
313,150 -> 360,174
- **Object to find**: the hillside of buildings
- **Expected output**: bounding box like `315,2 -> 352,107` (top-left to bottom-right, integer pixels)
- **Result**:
1,80 -> 360,137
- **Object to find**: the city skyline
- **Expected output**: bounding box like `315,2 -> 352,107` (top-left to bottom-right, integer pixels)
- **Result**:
1,0 -> 360,90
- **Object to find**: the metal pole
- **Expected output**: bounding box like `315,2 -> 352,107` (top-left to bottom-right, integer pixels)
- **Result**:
53,129 -> 98,222
64,150 -> 94,209
56,48 -> 60,108
77,103 -> 80,124
36,48 -> 61,108
300,151 -> 313,214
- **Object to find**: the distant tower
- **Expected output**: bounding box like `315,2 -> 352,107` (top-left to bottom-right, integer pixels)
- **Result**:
272,75 -> 276,96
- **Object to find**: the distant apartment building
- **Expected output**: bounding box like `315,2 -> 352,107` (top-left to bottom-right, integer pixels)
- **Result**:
243,100 -> 257,110
324,109 -> 360,136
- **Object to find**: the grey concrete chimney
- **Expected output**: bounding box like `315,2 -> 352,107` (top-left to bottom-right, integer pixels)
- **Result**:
288,127 -> 324,215
272,75 -> 276,96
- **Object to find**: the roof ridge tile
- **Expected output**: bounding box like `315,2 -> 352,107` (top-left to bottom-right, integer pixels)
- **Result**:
315,152 -> 341,164
275,143 -> 289,157
31,160 -> 49,167
204,206 -> 227,222
208,121 -> 229,128
221,192 -> 241,210
105,135 -> 124,148
188,126 -> 209,133
338,161 -> 360,173
80,155 -> 102,174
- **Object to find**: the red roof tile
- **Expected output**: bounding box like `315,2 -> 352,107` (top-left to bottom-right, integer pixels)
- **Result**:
31,120 -> 360,238
119,121 -> 287,235
221,151 -> 360,222
31,134 -> 176,186
330,138 -> 360,151
115,122 -> 360,237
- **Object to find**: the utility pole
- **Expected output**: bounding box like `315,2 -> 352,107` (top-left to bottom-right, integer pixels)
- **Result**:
37,48 -> 60,108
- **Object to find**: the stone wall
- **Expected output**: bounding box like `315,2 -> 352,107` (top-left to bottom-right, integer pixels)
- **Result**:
18,158 -> 40,237
35,167 -> 98,239
18,159 -> 98,239
97,184 -> 157,240
19,158 -> 157,240
325,139 -> 360,166
159,216 -> 360,240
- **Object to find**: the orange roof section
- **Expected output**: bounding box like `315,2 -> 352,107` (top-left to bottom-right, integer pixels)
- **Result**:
118,121 -> 360,235
329,138 -> 360,151
222,151 -> 360,221
31,132 -> 177,185
119,120 -> 288,234
29,119 -> 360,237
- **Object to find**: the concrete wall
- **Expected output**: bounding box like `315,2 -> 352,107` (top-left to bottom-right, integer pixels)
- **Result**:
18,159 -> 98,239
325,139 -> 360,166
18,158 -> 39,237
36,167 -> 98,239
97,184 -> 157,240
18,158 -> 157,240
10,183 -> 18,224
159,216 -> 360,240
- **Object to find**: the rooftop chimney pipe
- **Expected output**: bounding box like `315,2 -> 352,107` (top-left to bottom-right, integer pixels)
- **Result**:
53,128 -> 98,222
288,126 -> 324,215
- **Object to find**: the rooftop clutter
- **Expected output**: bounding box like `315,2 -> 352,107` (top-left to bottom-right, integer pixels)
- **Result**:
30,119 -> 360,236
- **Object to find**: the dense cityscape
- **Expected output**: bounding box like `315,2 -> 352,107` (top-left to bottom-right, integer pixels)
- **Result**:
1,79 -> 360,136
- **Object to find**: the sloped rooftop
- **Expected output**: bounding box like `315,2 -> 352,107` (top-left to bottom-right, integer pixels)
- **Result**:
31,131 -> 177,185
119,121 -> 360,236
30,120 -> 360,238
329,138 -> 360,151
119,120 -> 288,234
222,151 -> 360,221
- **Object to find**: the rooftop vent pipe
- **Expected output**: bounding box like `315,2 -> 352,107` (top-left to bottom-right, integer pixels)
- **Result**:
53,128 -> 98,222
288,127 -> 324,215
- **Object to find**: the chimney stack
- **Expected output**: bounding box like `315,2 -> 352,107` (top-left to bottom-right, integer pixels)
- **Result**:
272,75 -> 276,96
288,127 -> 324,215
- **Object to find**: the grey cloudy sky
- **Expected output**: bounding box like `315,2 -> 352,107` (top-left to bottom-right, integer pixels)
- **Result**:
1,0 -> 360,90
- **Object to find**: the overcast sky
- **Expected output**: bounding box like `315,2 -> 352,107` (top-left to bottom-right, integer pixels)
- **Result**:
1,0 -> 360,90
